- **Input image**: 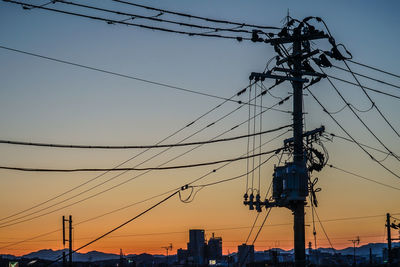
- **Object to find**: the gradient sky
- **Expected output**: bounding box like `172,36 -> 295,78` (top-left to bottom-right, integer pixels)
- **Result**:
0,0 -> 400,257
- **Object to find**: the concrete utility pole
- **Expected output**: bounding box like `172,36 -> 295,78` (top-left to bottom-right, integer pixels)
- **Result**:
62,215 -> 73,267
69,215 -> 73,267
292,26 -> 306,266
387,213 -> 392,264
244,22 -> 328,267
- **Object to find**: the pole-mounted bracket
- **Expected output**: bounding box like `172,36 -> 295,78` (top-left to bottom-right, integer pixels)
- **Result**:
284,126 -> 325,147
249,71 -> 309,83
273,67 -> 326,78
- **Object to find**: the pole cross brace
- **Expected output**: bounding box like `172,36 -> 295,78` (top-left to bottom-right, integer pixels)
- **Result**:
249,72 -> 308,83
273,67 -> 327,78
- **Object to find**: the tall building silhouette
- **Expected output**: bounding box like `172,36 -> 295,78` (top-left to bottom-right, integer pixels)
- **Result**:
207,233 -> 222,262
188,229 -> 205,265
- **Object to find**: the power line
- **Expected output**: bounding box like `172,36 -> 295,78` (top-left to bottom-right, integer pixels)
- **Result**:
0,96 -> 291,228
327,132 -> 392,157
318,67 -> 399,162
347,60 -> 400,80
0,146 -> 283,173
0,45 -> 276,223
343,60 -> 400,138
0,45 -> 290,113
328,164 -> 400,191
2,209 -> 397,249
313,205 -> 334,250
306,87 -> 400,180
332,64 -> 400,90
111,0 -> 281,30
0,45 -> 254,106
0,131 -> 287,249
56,0 -> 257,35
48,190 -> 180,266
3,1 -> 250,41
0,125 -> 290,150
326,74 -> 400,100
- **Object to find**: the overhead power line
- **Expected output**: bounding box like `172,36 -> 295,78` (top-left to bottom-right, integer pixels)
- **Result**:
0,96 -> 291,228
343,60 -> 400,138
332,64 -> 400,90
0,146 -> 283,173
48,189 -> 180,266
326,74 -> 400,100
328,164 -> 400,191
0,45 -> 290,113
306,87 -> 400,180
3,1 -> 250,41
348,60 -> 400,80
318,67 -> 400,162
327,132 -> 393,158
56,0 -> 256,35
111,0 -> 281,30
0,125 -> 290,149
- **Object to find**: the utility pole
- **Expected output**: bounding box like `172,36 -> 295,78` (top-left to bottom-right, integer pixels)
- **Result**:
62,216 -> 66,267
162,243 -> 172,266
387,213 -> 392,264
69,215 -> 73,267
385,213 -> 400,264
292,26 -> 306,266
62,215 -> 73,267
244,19 -> 329,267
348,236 -> 359,266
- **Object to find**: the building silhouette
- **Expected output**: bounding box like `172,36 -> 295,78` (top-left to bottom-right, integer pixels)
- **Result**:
237,243 -> 254,267
207,233 -> 222,263
187,229 -> 205,265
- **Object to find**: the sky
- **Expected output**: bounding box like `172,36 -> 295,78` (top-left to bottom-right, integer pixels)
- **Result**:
0,0 -> 400,257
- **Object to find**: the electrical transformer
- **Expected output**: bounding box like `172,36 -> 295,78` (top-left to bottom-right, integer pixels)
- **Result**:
272,163 -> 308,206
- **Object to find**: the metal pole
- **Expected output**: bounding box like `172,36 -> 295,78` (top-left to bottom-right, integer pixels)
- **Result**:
292,27 -> 306,267
387,213 -> 392,264
62,216 -> 66,267
69,215 -> 72,267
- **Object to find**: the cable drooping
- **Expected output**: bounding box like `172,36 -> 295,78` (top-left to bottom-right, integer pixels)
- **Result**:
4,0 -> 250,41
111,0 -> 281,30
0,126 -> 289,150
0,131 -> 287,249
0,146 -> 283,173
318,67 -> 399,161
343,60 -> 400,138
56,0 -> 260,35
0,94 -> 291,228
306,87 -> 400,180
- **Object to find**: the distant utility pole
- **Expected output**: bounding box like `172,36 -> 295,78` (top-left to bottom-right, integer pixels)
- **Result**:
62,215 -> 73,267
244,20 -> 328,267
387,213 -> 392,264
162,243 -> 173,265
386,213 -> 400,264
348,236 -> 359,266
